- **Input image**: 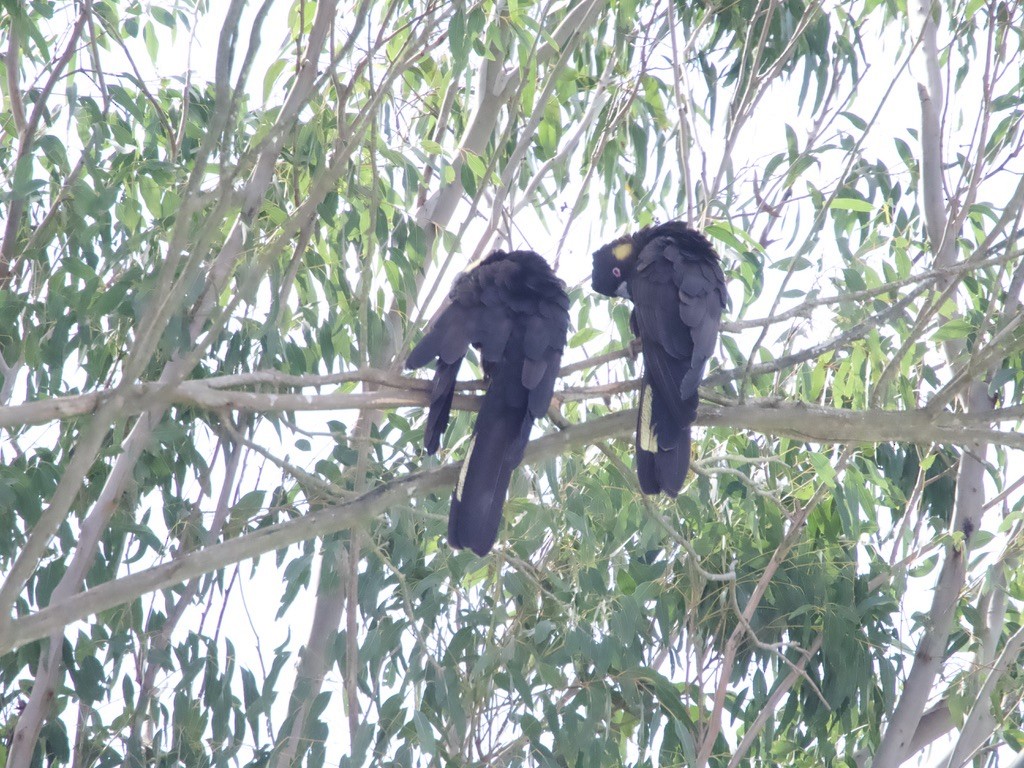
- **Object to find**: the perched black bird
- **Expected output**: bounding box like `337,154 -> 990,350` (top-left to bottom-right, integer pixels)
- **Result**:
406,250 -> 570,556
591,222 -> 726,496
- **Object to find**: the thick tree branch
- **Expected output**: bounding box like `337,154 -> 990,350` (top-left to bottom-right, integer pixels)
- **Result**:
3,376 -> 1023,449
874,2 -> 1006,764
855,703 -> 954,767
916,0 -> 955,275
3,394 -> 1024,658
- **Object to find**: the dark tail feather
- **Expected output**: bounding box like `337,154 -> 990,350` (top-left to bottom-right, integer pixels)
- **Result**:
636,447 -> 661,494
656,429 -> 689,497
424,360 -> 461,454
448,406 -> 531,556
635,435 -> 689,497
635,380 -> 692,496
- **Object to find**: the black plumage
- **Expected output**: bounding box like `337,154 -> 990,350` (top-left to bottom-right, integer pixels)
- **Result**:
406,250 -> 570,556
591,222 -> 726,496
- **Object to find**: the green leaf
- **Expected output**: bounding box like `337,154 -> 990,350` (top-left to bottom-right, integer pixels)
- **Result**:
933,319 -> 974,341
412,711 -> 436,754
831,196 -> 874,212
463,150 -> 487,182
569,327 -> 601,347
264,58 -> 288,100
808,452 -> 837,488
69,654 -> 106,703
143,20 -> 159,61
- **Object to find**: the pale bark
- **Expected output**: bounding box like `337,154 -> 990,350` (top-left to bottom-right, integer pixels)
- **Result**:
873,1 -> 1011,764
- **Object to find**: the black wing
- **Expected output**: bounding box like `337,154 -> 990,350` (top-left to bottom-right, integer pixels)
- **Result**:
406,276 -> 491,454
406,251 -> 569,555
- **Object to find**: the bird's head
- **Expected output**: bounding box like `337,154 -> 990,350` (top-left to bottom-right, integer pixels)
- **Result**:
591,235 -> 636,300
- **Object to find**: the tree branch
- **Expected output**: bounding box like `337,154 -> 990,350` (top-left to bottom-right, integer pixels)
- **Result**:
3,393 -> 1022,658
874,3 -> 1001,763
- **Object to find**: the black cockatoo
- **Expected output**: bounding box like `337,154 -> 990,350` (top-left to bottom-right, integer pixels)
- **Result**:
591,221 -> 726,496
406,250 -> 570,556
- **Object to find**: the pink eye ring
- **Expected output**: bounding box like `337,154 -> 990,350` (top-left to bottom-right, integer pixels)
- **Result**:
612,267 -> 622,278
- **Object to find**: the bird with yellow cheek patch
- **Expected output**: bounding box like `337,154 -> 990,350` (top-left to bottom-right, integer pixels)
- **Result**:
590,222 -> 726,495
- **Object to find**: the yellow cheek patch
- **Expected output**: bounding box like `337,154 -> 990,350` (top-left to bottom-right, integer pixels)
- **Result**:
613,243 -> 633,261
